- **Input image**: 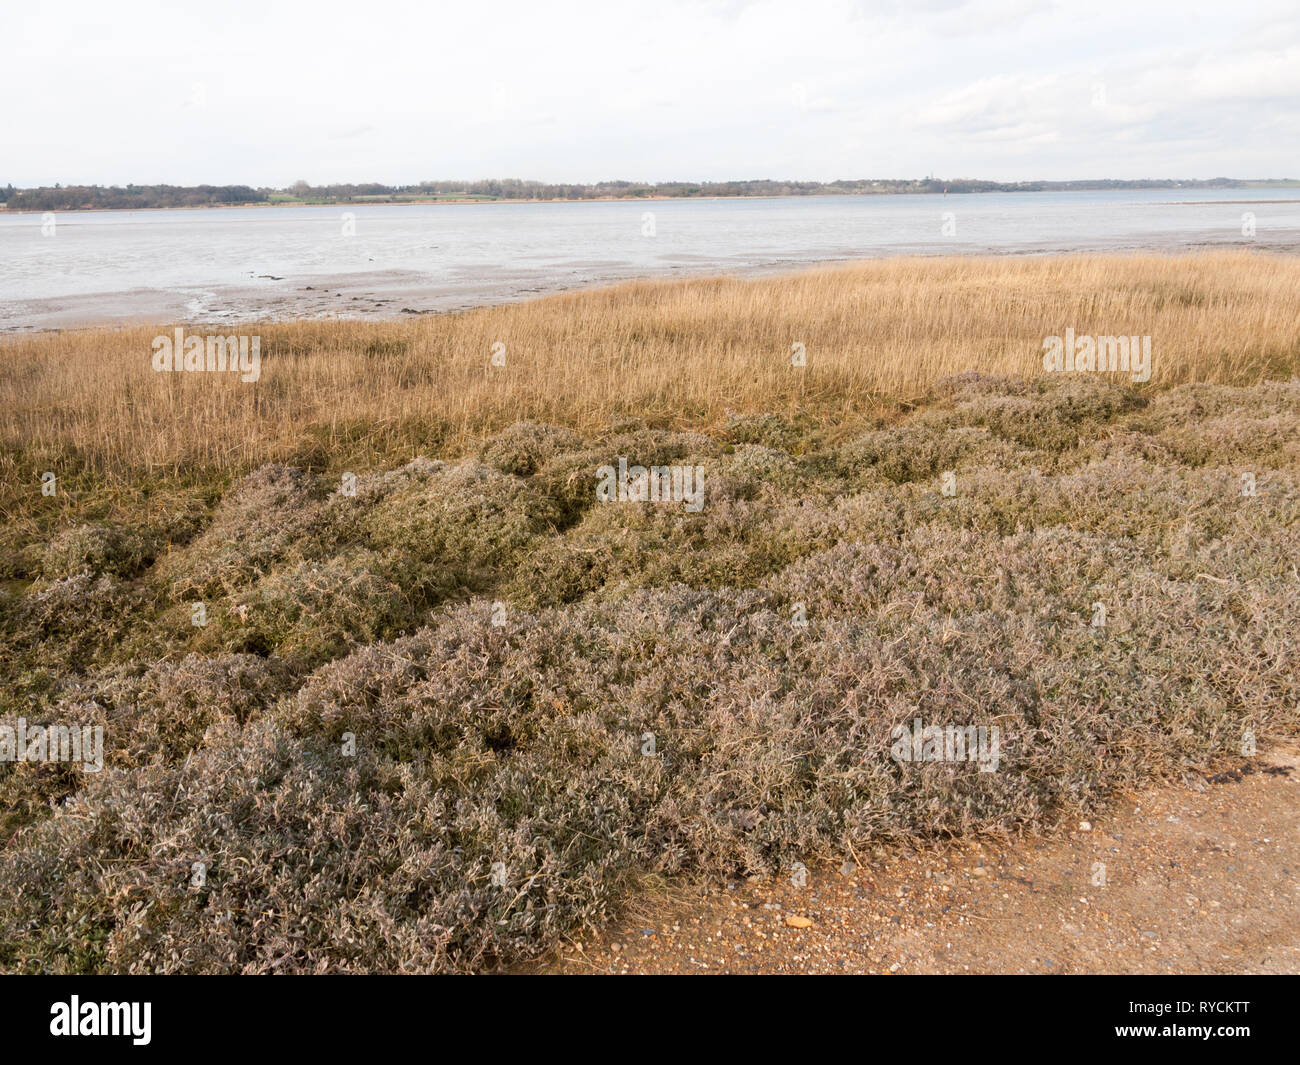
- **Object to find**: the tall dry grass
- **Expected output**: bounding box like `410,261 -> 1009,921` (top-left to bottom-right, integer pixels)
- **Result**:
3,251 -> 1299,483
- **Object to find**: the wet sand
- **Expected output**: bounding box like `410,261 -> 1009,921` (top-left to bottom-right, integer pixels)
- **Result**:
6,232 -> 1299,335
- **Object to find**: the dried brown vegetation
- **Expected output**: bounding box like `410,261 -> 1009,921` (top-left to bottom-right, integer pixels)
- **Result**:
0,255 -> 1298,972
2,252 -> 1298,487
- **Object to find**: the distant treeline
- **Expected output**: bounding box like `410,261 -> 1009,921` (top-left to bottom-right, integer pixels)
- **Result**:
0,176 -> 1283,211
411,177 -> 1255,200
0,184 -> 268,211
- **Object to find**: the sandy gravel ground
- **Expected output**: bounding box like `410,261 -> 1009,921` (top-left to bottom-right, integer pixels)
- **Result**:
542,746 -> 1300,974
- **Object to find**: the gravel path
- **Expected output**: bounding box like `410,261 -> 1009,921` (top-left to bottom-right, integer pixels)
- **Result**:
542,746 -> 1300,974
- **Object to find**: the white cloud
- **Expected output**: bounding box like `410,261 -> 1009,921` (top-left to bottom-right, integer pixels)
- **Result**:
2,0 -> 1296,185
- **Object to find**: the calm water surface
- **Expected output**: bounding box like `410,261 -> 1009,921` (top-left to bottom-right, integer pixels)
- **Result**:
2,188 -> 1298,330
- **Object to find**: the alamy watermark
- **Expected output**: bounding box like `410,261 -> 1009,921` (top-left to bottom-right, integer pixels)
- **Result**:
1043,328 -> 1151,382
596,458 -> 705,512
890,717 -> 1001,772
1,717 -> 103,773
152,327 -> 261,382
50,996 -> 150,1045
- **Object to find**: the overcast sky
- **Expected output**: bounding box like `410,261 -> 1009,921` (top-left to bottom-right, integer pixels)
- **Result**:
6,0 -> 1297,187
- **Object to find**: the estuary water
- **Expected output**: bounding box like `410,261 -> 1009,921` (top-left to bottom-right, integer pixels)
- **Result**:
2,187 -> 1298,331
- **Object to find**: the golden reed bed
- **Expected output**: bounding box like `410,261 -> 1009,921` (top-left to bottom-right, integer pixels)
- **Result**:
3,251 -> 1299,482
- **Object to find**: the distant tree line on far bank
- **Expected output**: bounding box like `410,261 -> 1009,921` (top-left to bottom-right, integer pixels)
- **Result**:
2,176 -> 1285,212
0,184 -> 268,211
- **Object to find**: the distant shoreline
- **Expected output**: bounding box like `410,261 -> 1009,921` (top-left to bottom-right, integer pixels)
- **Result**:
4,178 -> 1298,214
0,193 -> 782,215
